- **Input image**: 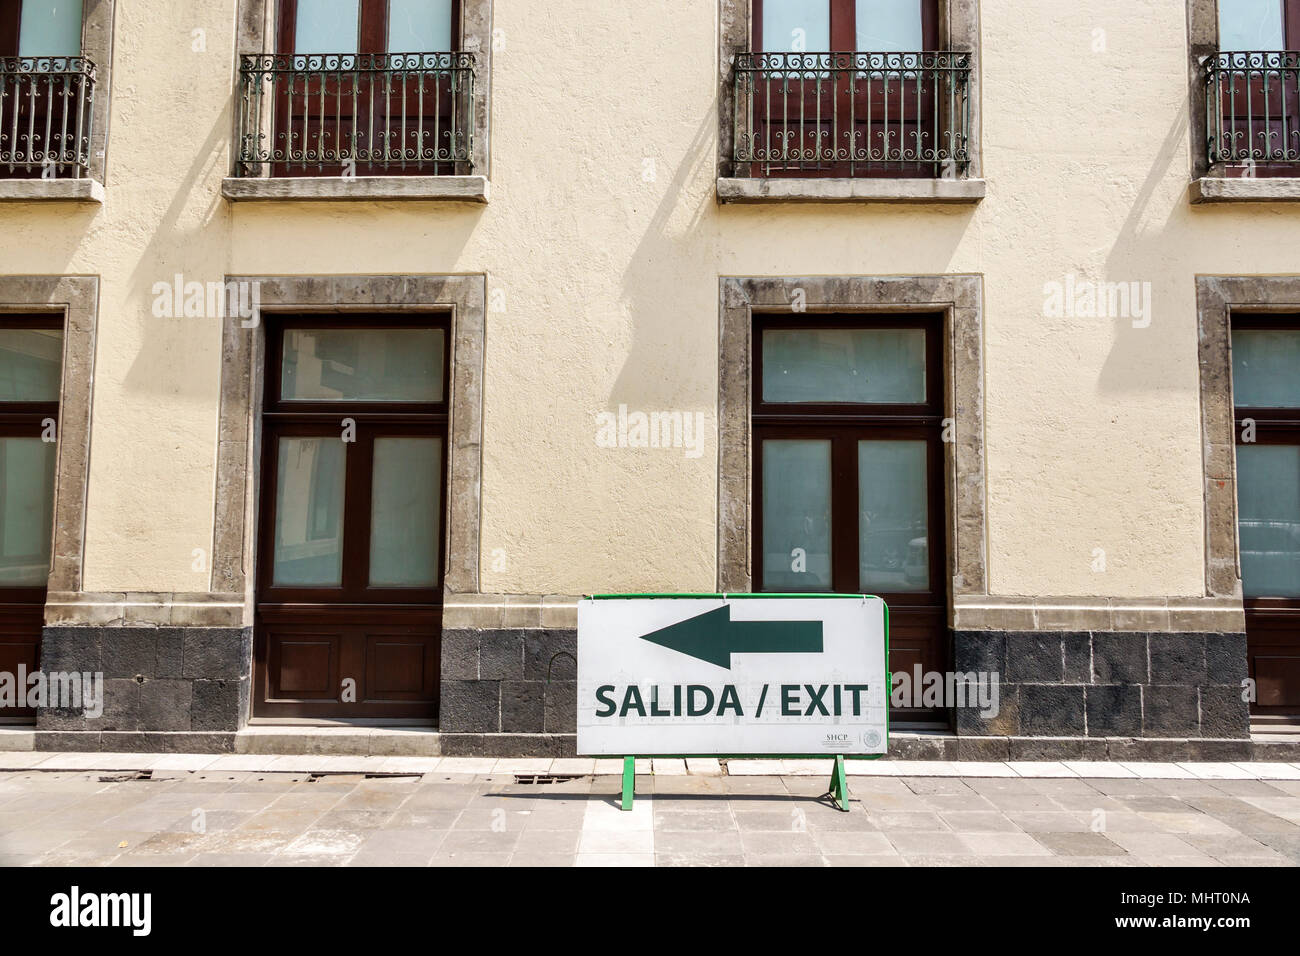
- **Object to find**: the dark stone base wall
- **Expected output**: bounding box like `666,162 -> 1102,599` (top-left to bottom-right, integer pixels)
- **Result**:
954,630 -> 1250,739
439,628 -> 576,734
26,624 -> 1255,753
35,626 -> 252,734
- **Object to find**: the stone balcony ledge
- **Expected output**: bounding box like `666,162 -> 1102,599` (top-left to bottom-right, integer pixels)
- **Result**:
222,174 -> 489,203
717,176 -> 986,204
0,178 -> 104,203
1190,176 -> 1300,204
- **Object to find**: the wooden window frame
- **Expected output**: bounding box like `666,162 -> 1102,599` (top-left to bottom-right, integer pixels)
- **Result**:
1231,314 -> 1300,605
275,0 -> 464,54
1230,313 -> 1300,714
751,0 -> 939,52
256,313 -> 450,609
0,313 -> 60,606
0,0 -> 115,187
750,312 -> 947,609
1215,0 -> 1300,49
234,0 -> 491,178
719,0 -> 982,184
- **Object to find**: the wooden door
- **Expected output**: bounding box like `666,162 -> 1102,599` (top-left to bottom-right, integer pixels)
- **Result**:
1232,316 -> 1300,716
0,0 -> 85,179
1215,0 -> 1300,177
254,316 -> 447,721
750,0 -> 940,177
0,317 -> 60,721
272,0 -> 462,177
751,314 -> 949,725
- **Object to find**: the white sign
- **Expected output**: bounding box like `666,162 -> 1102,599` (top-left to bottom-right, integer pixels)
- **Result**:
577,596 -> 888,756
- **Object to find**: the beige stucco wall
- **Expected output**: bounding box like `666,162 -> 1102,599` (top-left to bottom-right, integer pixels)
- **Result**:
1,0 -> 1298,600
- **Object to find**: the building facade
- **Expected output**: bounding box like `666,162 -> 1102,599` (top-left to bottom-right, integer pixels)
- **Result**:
0,0 -> 1297,757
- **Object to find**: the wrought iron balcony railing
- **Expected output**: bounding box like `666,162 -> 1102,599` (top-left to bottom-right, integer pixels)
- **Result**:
1207,50 -> 1300,171
731,51 -> 971,178
236,52 -> 475,177
0,57 -> 96,178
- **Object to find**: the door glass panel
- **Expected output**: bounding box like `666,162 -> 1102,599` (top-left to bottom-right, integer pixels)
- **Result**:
1237,444 -> 1300,598
281,328 -> 444,402
0,438 -> 55,586
762,439 -> 832,591
761,0 -> 831,53
763,328 -> 926,404
294,0 -> 360,54
388,0 -> 453,53
1219,0 -> 1285,50
855,0 -> 923,51
18,0 -> 83,57
273,437 -> 346,586
369,437 -> 441,586
0,329 -> 63,402
858,440 -> 928,592
1232,329 -> 1300,407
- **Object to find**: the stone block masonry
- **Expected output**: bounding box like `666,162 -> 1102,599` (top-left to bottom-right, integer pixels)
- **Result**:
35,627 -> 252,737
439,628 -> 577,737
954,631 -> 1250,739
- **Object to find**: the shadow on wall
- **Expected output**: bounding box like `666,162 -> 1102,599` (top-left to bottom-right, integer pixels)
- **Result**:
120,113 -> 485,402
611,103 -> 718,411
612,98 -> 977,410
1097,104 -> 1300,396
120,110 -> 235,401
1095,107 -> 1192,395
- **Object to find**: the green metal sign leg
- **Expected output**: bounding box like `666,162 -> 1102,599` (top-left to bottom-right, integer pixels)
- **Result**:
828,754 -> 850,812
620,755 -> 635,811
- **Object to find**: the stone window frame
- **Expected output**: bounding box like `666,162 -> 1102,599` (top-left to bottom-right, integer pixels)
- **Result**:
224,0 -> 493,203
716,0 -> 985,204
0,0 -> 114,203
0,276 -> 98,601
1195,275 -> 1300,601
213,275 -> 485,622
717,276 -> 987,613
1187,0 -> 1300,202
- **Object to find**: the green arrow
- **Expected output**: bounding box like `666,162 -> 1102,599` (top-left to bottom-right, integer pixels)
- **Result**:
639,605 -> 823,669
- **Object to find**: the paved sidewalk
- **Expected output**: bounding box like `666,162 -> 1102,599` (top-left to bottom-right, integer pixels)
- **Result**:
0,757 -> 1298,866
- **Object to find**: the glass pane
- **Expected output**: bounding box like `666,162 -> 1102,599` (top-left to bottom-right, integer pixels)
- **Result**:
1232,329 -> 1300,408
1238,444 -> 1300,598
273,437 -> 346,586
763,328 -> 926,404
0,329 -> 62,402
859,441 -> 929,592
856,0 -> 923,51
281,328 -> 443,402
294,0 -> 360,54
388,0 -> 453,53
18,0 -> 83,57
370,437 -> 441,586
761,0 -> 830,52
0,438 -> 55,586
1218,0 -> 1285,50
762,440 -> 833,591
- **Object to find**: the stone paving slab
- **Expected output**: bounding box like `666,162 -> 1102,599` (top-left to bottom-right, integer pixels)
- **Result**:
7,752 -> 1300,781
0,759 -> 1296,867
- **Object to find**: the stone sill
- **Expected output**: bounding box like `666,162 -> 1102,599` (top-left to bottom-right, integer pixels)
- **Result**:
717,176 -> 986,204
0,178 -> 104,203
222,174 -> 489,203
1190,177 -> 1300,203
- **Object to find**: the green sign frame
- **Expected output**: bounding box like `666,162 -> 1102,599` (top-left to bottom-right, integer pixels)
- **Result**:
582,593 -> 890,811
